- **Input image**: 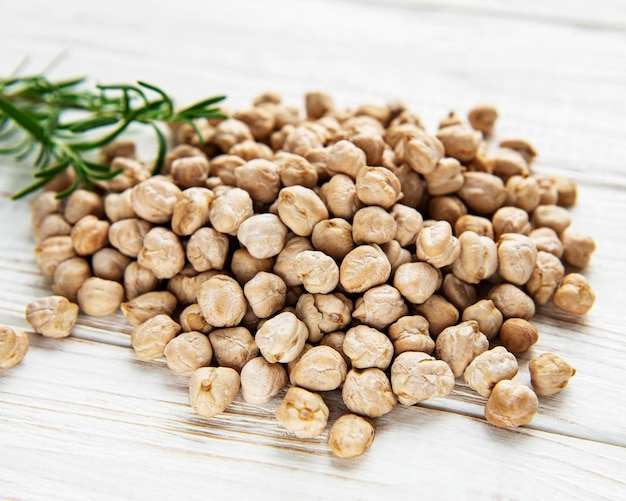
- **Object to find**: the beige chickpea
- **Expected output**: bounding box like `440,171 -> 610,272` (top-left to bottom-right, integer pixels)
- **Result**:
108,218 -> 152,258
497,233 -> 537,286
35,213 -> 72,244
121,291 -> 177,327
305,90 -> 333,118
529,353 -> 576,396
428,196 -> 468,227
535,175 -> 559,205
197,275 -> 247,328
352,206 -> 397,245
187,228 -> 229,272
208,187 -> 254,236
505,175 -> 541,213
209,327 -> 259,371
394,262 -> 440,305
457,172 -> 507,215
273,236 -> 314,287
500,318 -> 539,353
442,274 -> 477,311
255,311 -> 308,363
164,331 -> 213,376
424,157 -> 464,196
499,138 -> 537,164
171,187 -> 214,236
179,304 -> 213,334
436,124 -> 481,163
240,357 -> 288,405
25,295 -> 79,338
212,118 -> 253,152
212,154 -> 246,186
552,273 -> 596,315
168,268 -> 219,304
243,272 -> 286,318
342,368 -> 397,418
0,325 -> 29,370
290,345 -> 347,391
413,294 -> 459,337
354,166 -> 402,209
327,414 -> 375,459
295,293 -> 352,343
492,207 -> 531,240
350,128 -> 385,165
343,325 -> 394,370
339,244 -> 391,293
91,248 -> 131,282
488,284 -> 535,320
381,240 -> 412,273
162,144 -> 205,174
319,331 -> 350,366
35,235 -> 76,277
526,251 -> 565,305
491,148 -> 529,181
461,299 -> 503,340
435,320 -> 489,377
125,261 -> 160,301
388,315 -> 434,355
189,366 -> 241,419
64,189 -> 104,224
454,214 -> 494,240
293,250 -> 339,294
485,380 -> 538,428
528,227 -> 564,258
353,285 -> 407,330
321,174 -> 363,220
277,186 -> 329,237
306,147 -> 331,182
100,157 -> 150,192
77,277 -> 125,316
390,163 -> 425,208
325,139 -> 366,179
398,132 -> 444,175
51,257 -> 92,301
233,105 -> 276,140
31,190 -> 62,233
468,104 -> 498,135
311,218 -> 355,260
137,227 -> 185,279
463,346 -> 519,397
234,159 -> 280,204
274,152 -> 318,188
451,231 -> 498,284
131,177 -> 181,224
389,204 -> 422,247
416,220 -> 461,268
391,352 -> 455,405
561,229 -> 596,269
237,214 -> 287,260
275,386 -> 329,439
230,249 -> 274,285
385,121 -> 423,149
169,156 -> 209,189
229,139 -> 274,161
282,125 -> 324,156
554,176 -> 578,207
531,205 -> 572,234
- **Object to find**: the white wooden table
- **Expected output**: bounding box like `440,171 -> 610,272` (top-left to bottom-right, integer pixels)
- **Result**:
1,1 -> 625,499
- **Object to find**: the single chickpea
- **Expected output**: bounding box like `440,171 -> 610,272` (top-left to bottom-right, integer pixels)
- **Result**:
384,122 -> 422,149
282,125 -> 324,156
101,157 -> 149,192
164,331 -> 213,376
388,315 -> 434,355
197,275 -> 247,328
295,293 -> 352,343
290,345 -> 348,391
390,163 -> 425,208
137,227 -> 185,279
187,228 -> 230,272
240,356 -> 288,405
391,352 -> 455,405
553,176 -> 578,207
451,231 -> 498,284
529,353 -> 576,396
35,235 -> 76,277
255,311 -> 308,363
381,240 -> 412,273
91,248 -> 131,282
435,320 -> 489,377
326,140 -> 366,179
306,148 -> 331,182
436,124 -> 481,163
424,157 -> 464,196
398,132 -> 444,175
108,218 -> 152,258
389,204 -> 422,247
492,207 -> 532,240
319,331 -> 350,366
328,414 -> 375,459
131,177 -> 181,224
528,227 -> 564,258
211,154 -> 246,186
320,174 -> 363,220
457,172 -> 507,215
35,213 -> 72,244
488,283 -> 535,320
342,368 -> 397,418
232,107 -> 276,141
189,366 -> 241,419
121,291 -> 178,327
499,138 -> 537,164
237,213 -> 287,260
485,380 -> 538,428
311,218 -> 355,260
162,144 -> 206,174
339,244 -> 391,293
442,274 -> 477,311
491,148 -> 529,181
30,190 -> 62,233
64,189 -> 104,224
229,139 -> 274,161
212,118 -> 253,152
25,295 -> 79,338
468,104 -> 498,135
350,128 -> 385,165
505,175 -> 541,213
454,214 -> 494,240
179,303 -> 213,334
463,346 -> 519,397
130,314 -> 181,360
497,233 -> 537,286
416,220 -> 461,268
51,257 -> 92,301
273,236 -> 314,287
534,175 -> 559,205
208,187 -> 254,236
305,90 -> 334,119
461,299 -> 503,340
171,187 -> 214,236
352,206 -> 397,245
0,325 -> 29,370
531,205 -> 572,234
561,229 -> 596,269
413,294 -> 459,337
209,327 -> 259,371
428,196 -> 468,227
125,261 -> 160,301
394,262 -> 440,305
77,277 -> 125,316
275,386 -> 329,439
552,273 -> 596,315
234,159 -> 281,204
277,186 -> 329,237
293,250 -> 339,294
526,251 -> 565,305
354,166 -> 402,209
274,152 -> 318,188
343,325 -> 394,370
243,272 -> 286,318
353,285 -> 407,330
230,249 -> 274,285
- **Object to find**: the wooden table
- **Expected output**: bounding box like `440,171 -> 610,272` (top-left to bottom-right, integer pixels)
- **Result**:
1,1 -> 625,499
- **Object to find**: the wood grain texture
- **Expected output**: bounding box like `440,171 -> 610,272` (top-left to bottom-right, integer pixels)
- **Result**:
1,0 -> 625,499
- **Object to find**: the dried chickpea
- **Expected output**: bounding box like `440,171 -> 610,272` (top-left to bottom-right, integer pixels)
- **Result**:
305,90 -> 333,119
436,123 -> 481,163
282,125 -> 324,156
394,262 -> 440,305
189,366 -> 241,419
389,204 -> 422,247
163,144 -> 206,174
35,213 -> 71,244
461,299 -> 503,340
77,277 -> 125,316
321,173 -> 362,220
529,353 -> 576,396
352,206 -> 397,245
35,235 -> 76,277
212,118 -> 253,152
350,128 -> 385,166
388,315 -> 434,355
179,304 -> 213,334
64,189 -> 104,224
468,104 -> 498,135
528,227 -> 564,258
108,218 -> 152,258
451,231 -> 498,284
137,227 -> 185,279
424,157 -> 464,196
491,207 -> 531,240
197,275 -> 247,328
398,132 -> 444,175
311,218 -> 355,260
209,327 -> 259,371
274,152 -> 318,188
457,172 -> 506,215
319,331 -> 350,365
171,187 -> 214,236
343,325 -> 394,370
435,320 -> 489,377
234,159 -> 280,204
187,228 -> 229,272
255,311 -> 308,364
463,346 -> 519,397
293,250 -> 339,294
390,163 -> 425,208
353,285 -> 407,330
381,240 -> 412,273
326,139 -> 366,179
164,331 -> 213,376
295,293 -> 352,343
497,234 -> 537,286
531,205 -> 572,234
273,236 -> 314,287
499,138 -> 537,164
208,187 -> 254,236
328,414 -> 375,459
30,190 -> 62,232
535,175 -> 559,205
170,156 -> 210,189
91,247 -> 130,282
552,273 -> 596,315
290,345 -> 348,391
413,294 -> 459,337
442,274 -> 477,311
240,356 -> 288,404
416,221 -> 461,268
489,283 -> 535,320
237,213 -> 287,259
554,176 -> 578,207
230,249 -> 274,285
340,244 -> 391,293
454,214 -> 494,240
354,166 -> 402,209
428,196 -> 468,227
131,177 -> 181,223
391,352 -> 455,405
561,229 -> 596,269
491,148 -> 529,180
526,251 -> 565,305
212,154 -> 246,186
125,261 -> 159,300
121,291 -> 177,327
51,257 -> 92,301
25,296 -> 78,338
277,186 -> 328,237
233,106 -> 275,140
342,368 -> 397,418
0,325 -> 29,370
276,386 -> 329,439
243,272 -> 286,318
229,139 -> 274,161
485,380 -> 538,428
505,175 -> 541,213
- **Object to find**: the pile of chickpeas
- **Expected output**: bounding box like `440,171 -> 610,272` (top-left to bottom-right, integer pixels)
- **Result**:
2,91 -> 596,458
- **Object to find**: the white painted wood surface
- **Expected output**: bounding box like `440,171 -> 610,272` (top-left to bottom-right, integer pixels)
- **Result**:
1,1 -> 625,499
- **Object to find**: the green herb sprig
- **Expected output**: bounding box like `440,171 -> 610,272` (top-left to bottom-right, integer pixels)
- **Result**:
0,69 -> 226,199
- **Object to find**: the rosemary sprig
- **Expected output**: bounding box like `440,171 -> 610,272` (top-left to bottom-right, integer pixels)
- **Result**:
0,72 -> 226,199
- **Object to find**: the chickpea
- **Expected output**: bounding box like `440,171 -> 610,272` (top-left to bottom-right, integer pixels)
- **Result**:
391,352 -> 455,405
319,331 -> 350,366
424,157 -> 464,196
321,173 -> 362,220
237,214 -> 287,260
162,144 -> 205,174
208,187 -> 254,236
243,272 -> 286,318
526,251 -> 565,305
229,139 -> 274,161
394,262 -> 440,305
35,235 -> 76,277
0,325 -> 29,370
30,190 -> 62,233
305,90 -> 334,119
273,236 -> 314,287
436,124 -> 481,163
343,325 -> 394,370
255,311 -> 308,363
354,166 -> 402,209
25,295 -> 78,338
295,293 -> 352,343
529,353 -> 576,396
137,227 -> 185,279
416,221 -> 461,268
413,294 -> 459,337
179,303 -> 213,334
491,207 -> 532,240
388,315 -> 434,355
381,240 -> 412,273
274,152 -> 318,188
428,196 -> 468,227
277,186 -> 329,237
187,228 -> 230,272
91,248 -> 130,282
197,275 -> 247,328
189,366 -> 241,419
389,204 -> 422,247
129,314 -> 181,360
130,177 -> 181,224
233,107 -> 276,141
442,274 -> 477,311
311,218 -> 355,260
212,154 -> 246,186
499,138 -> 537,164
390,163 -> 425,208
35,213 -> 71,244
353,285 -> 407,330
108,218 -> 152,258
352,206 -> 397,245
240,357 -> 288,405
451,231 -> 498,284
552,273 -> 596,315
561,230 -> 596,269
282,125 -> 324,156
209,327 -> 259,371
463,347 -> 519,397
171,187 -> 214,236
505,175 -> 541,213
64,189 -> 104,224
488,284 -> 535,320
77,277 -> 125,316
293,250 -> 339,294
125,261 -> 160,301
327,414 -> 375,459
230,249 -> 274,285
497,233 -> 537,286
531,205 -> 572,234
212,118 -> 253,152
528,227 -> 564,258
461,299 -> 503,340
534,175 -> 559,205
290,345 -> 347,391
554,176 -> 578,207
491,148 -> 529,181
468,104 -> 498,135
164,331 -> 213,376
326,139 -> 366,179
121,291 -> 178,327
435,320 -> 489,377
342,368 -> 397,418
485,380 -> 538,428
235,159 -> 280,204
457,172 -> 506,215
51,257 -> 92,301
398,132 -> 444,175
168,155 -> 209,189
339,244 -> 391,293
275,386 -> 329,439
350,128 -> 385,165
454,214 -> 494,240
